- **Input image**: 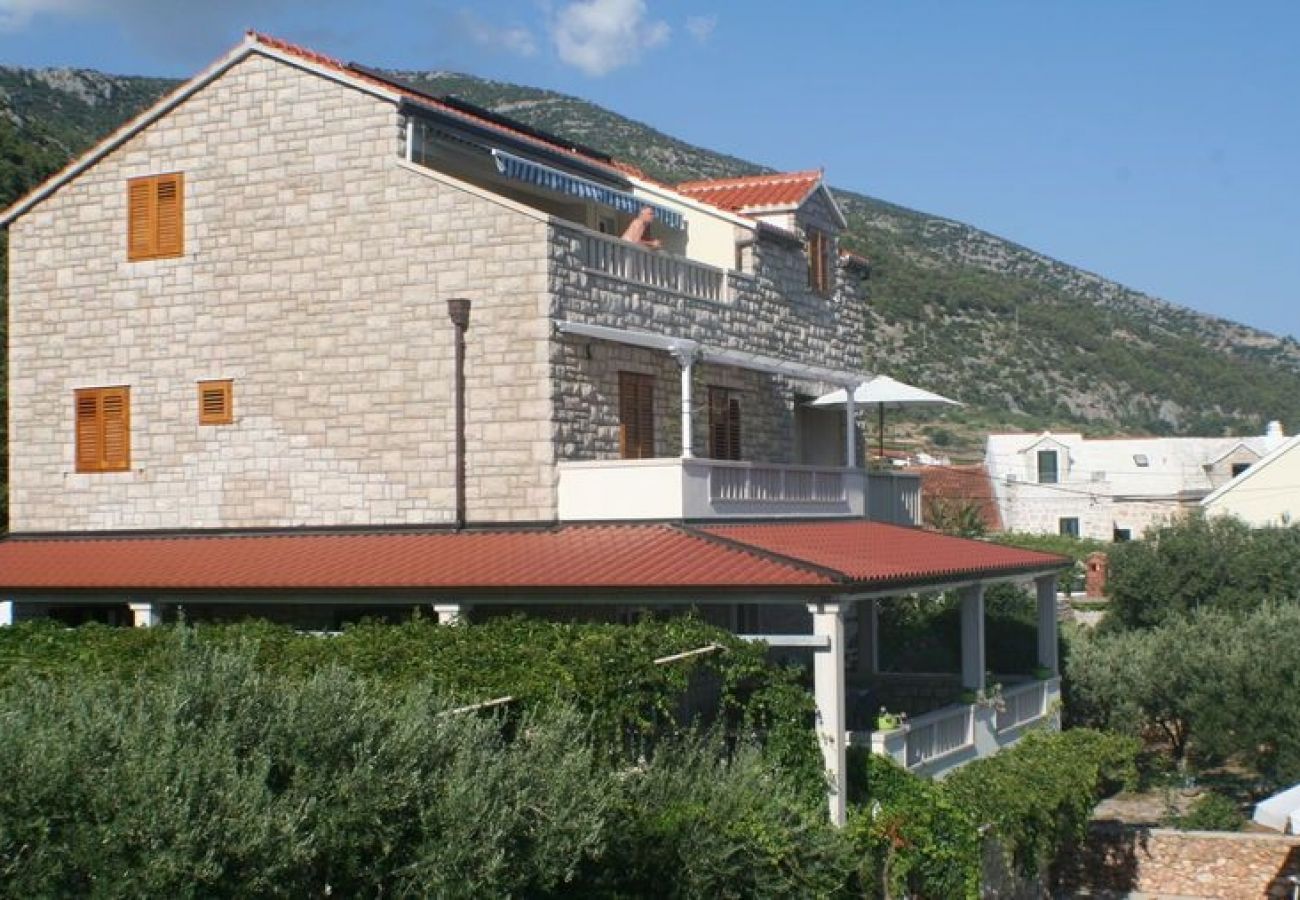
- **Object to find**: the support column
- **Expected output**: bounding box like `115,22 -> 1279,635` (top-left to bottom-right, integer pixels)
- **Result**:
671,346 -> 697,458
128,602 -> 162,628
0,601 -> 13,627
959,583 -> 986,692
1036,574 -> 1059,675
809,599 -> 847,827
855,597 -> 879,676
844,385 -> 857,468
433,603 -> 468,625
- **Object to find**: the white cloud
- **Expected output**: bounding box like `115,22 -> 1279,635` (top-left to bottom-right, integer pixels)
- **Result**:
550,0 -> 670,77
459,9 -> 538,57
685,14 -> 716,44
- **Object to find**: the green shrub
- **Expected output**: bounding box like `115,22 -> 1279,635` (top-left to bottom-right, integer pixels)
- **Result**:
846,750 -> 981,899
1165,791 -> 1246,832
941,728 -> 1138,878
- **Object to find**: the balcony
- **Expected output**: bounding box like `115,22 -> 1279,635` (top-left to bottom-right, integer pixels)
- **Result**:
863,677 -> 1061,778
577,228 -> 726,302
558,459 -> 924,524
558,458 -> 866,521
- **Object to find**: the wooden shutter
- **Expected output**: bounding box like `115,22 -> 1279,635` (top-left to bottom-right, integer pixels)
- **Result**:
75,386 -> 130,473
198,379 -> 233,425
127,173 -> 183,261
708,387 -> 742,461
807,228 -> 830,295
618,372 -> 654,459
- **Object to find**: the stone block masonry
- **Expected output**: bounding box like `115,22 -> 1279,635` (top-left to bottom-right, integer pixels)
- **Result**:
8,52 -> 554,530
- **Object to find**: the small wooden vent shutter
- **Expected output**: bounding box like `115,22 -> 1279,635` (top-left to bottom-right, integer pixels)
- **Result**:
127,173 -> 184,261
708,387 -> 742,461
198,380 -> 233,425
75,386 -> 130,473
807,228 -> 830,295
618,372 -> 655,459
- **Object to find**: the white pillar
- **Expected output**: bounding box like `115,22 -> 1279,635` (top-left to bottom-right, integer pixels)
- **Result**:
809,599 -> 847,827
959,584 -> 986,692
844,386 -> 857,468
1036,574 -> 1059,675
433,603 -> 467,625
855,597 -> 879,675
672,346 -> 697,459
0,601 -> 13,627
128,602 -> 161,628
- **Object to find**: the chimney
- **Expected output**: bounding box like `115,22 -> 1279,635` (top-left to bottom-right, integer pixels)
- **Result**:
1266,420 -> 1285,451
447,298 -> 472,529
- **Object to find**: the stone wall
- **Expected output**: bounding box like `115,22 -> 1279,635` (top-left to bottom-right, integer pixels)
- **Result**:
8,51 -> 555,530
1060,824 -> 1300,898
548,221 -> 867,465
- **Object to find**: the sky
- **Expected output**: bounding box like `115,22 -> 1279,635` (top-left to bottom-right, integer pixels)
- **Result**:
0,0 -> 1295,339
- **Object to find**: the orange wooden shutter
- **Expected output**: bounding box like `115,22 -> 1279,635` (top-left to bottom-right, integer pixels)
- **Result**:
198,380 -> 232,425
127,178 -> 155,260
154,174 -> 183,257
75,390 -> 102,472
807,228 -> 829,294
618,372 -> 654,459
75,387 -> 130,472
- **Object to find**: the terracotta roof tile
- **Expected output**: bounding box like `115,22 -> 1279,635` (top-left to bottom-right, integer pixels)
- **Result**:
0,524 -> 831,592
697,520 -> 1063,588
675,170 -> 824,213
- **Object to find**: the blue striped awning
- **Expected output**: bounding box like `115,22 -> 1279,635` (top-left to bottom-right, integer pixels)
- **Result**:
491,149 -> 685,231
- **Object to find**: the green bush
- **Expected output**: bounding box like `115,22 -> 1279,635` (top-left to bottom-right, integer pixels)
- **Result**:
1165,792 -> 1246,832
941,729 -> 1138,880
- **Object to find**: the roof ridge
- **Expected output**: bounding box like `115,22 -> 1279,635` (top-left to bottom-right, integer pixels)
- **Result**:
676,168 -> 823,192
674,522 -> 845,583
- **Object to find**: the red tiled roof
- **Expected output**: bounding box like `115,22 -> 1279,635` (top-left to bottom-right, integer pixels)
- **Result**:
0,520 -> 1064,595
0,524 -> 830,592
675,170 -> 824,213
247,31 -> 641,181
698,520 -> 1060,588
907,464 -> 1004,532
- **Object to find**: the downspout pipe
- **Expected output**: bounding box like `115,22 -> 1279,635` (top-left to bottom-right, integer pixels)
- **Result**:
447,297 -> 472,529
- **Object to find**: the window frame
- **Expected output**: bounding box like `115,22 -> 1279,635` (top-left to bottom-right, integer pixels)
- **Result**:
127,172 -> 184,262
617,371 -> 655,459
197,379 -> 234,426
1036,449 -> 1059,484
74,386 -> 131,474
1058,517 -> 1080,538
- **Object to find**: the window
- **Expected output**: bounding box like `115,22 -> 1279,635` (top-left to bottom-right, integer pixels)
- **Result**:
806,227 -> 832,295
1113,527 -> 1132,542
1037,450 -> 1059,484
198,380 -> 233,426
1133,454 -> 1149,467
618,372 -> 654,459
127,173 -> 184,261
1058,517 -> 1080,538
75,386 -> 130,473
1231,462 -> 1251,478
708,386 -> 742,460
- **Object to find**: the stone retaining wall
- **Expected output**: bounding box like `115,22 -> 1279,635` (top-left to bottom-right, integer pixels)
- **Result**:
1059,823 -> 1300,898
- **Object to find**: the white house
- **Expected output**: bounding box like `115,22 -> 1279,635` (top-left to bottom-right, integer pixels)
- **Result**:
986,423 -> 1286,541
1202,433 -> 1300,527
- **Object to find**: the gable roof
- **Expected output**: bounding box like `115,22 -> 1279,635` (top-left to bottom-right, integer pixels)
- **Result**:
0,520 -> 1065,597
675,170 -> 848,228
0,31 -> 639,227
1201,433 -> 1300,509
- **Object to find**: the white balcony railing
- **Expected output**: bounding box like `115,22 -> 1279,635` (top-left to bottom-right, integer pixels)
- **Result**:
866,472 -> 922,527
996,680 -> 1048,733
578,229 -> 726,302
557,458 -> 865,521
904,704 -> 974,768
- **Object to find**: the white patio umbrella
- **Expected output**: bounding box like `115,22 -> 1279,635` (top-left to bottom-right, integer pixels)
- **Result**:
811,374 -> 962,462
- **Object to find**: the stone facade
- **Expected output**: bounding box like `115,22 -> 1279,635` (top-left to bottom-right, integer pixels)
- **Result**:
1060,824 -> 1300,899
8,52 -> 555,531
548,219 -> 867,465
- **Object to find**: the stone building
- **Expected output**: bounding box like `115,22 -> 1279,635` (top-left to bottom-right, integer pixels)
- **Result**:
0,32 -> 1067,822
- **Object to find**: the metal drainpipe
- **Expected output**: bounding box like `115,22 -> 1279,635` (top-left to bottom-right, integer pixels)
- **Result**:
447,298 -> 472,529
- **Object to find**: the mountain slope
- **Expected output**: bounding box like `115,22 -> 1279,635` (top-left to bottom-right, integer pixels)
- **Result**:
3,64 -> 1299,457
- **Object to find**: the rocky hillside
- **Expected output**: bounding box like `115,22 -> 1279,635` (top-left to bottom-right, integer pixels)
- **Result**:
3,64 -> 1299,457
